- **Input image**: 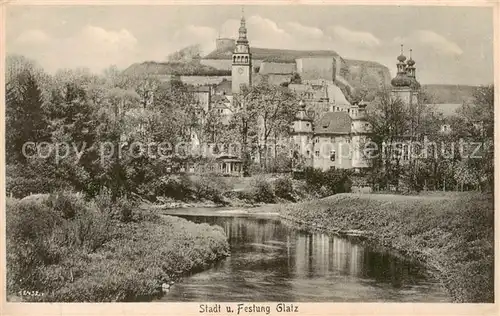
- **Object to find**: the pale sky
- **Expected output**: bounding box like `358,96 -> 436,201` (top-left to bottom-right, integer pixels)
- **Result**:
6,5 -> 494,85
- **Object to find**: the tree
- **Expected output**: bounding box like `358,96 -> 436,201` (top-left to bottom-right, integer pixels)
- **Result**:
6,69 -> 50,164
452,85 -> 494,192
166,44 -> 202,62
229,86 -> 260,176
364,89 -> 409,190
253,83 -> 298,170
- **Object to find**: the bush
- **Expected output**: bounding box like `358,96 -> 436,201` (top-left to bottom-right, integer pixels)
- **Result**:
191,175 -> 228,203
273,177 -> 294,201
302,167 -> 352,197
7,192 -> 230,302
251,177 -> 275,203
114,195 -> 137,223
46,191 -> 87,220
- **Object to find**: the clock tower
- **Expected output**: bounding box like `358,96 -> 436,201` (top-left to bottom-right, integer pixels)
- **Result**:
231,12 -> 251,94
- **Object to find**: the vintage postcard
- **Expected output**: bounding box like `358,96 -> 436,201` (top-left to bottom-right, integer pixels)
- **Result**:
1,1 -> 498,316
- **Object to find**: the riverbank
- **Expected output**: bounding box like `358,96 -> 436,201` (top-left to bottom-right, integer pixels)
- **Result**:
278,192 -> 494,303
6,194 -> 230,302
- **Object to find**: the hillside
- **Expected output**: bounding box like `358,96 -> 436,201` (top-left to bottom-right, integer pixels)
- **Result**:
124,60 -> 231,77
422,84 -> 478,104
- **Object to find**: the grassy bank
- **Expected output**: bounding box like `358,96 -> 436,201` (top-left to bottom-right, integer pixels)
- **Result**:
6,193 -> 230,302
279,192 -> 494,303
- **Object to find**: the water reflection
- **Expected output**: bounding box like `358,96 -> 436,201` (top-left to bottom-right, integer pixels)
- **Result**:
163,215 -> 449,302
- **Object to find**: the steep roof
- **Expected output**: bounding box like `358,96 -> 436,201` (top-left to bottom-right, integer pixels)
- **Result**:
326,84 -> 350,105
216,79 -> 232,95
314,112 -> 352,134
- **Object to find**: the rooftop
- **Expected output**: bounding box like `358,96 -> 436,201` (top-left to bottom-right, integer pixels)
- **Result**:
314,112 -> 352,134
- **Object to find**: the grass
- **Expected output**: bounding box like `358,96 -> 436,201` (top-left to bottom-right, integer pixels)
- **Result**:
6,192 -> 230,302
278,192 -> 494,303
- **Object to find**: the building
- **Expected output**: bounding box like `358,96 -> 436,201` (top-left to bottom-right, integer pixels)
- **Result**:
390,46 -> 420,106
290,100 -> 371,172
231,15 -> 252,94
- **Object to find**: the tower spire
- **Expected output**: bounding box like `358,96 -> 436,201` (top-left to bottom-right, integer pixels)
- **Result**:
237,6 -> 248,44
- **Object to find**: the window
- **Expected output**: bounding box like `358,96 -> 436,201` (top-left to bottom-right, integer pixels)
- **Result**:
306,123 -> 310,128
315,150 -> 320,157
314,138 -> 319,143
330,150 -> 336,161
306,150 -> 310,156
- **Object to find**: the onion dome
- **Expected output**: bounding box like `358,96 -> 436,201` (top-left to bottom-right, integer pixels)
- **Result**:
407,48 -> 415,66
397,44 -> 407,62
391,74 -> 412,87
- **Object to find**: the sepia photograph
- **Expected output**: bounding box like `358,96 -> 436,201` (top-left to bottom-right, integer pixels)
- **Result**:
1,1 -> 496,312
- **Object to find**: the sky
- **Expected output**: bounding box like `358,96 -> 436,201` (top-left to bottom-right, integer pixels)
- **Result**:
5,5 -> 494,85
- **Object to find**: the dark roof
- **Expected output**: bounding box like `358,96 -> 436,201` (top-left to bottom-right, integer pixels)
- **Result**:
215,79 -> 232,95
211,94 -> 228,104
205,45 -> 339,63
314,112 -> 352,134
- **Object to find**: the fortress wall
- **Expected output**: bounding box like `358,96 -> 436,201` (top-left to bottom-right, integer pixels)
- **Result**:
200,59 -> 264,72
200,59 -> 232,71
296,57 -> 336,81
180,76 -> 231,86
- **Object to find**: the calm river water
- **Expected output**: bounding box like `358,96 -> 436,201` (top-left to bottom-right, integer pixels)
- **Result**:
162,211 -> 450,302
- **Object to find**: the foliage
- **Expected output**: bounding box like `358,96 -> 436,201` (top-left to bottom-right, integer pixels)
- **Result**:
273,177 -> 294,201
6,193 -> 230,302
301,167 -> 352,197
250,177 -> 276,203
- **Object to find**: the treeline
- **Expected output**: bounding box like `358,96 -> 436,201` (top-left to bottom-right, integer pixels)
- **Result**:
4,54 -> 305,202
6,55 -> 205,200
364,86 -> 494,193
123,61 -> 231,77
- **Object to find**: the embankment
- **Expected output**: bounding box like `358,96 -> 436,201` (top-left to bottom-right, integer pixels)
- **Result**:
6,194 -> 230,302
278,192 -> 494,303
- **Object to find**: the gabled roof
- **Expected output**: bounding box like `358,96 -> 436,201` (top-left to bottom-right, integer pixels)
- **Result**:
216,79 -> 232,95
314,112 -> 352,134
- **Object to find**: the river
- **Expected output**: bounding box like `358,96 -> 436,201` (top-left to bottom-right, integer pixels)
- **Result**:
161,208 -> 450,302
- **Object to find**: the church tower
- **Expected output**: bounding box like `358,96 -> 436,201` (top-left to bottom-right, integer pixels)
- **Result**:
391,45 -> 420,106
231,11 -> 252,94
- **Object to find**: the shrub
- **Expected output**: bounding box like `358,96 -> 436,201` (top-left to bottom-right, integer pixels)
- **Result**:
45,191 -> 87,220
6,198 -> 63,293
114,195 -> 137,223
273,177 -> 294,201
251,177 -> 275,203
302,167 -> 352,197
94,187 -> 114,214
191,175 -> 228,203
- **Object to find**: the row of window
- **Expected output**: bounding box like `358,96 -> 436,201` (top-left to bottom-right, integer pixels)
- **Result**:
304,150 -> 338,161
233,55 -> 249,63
